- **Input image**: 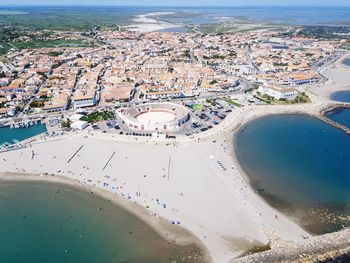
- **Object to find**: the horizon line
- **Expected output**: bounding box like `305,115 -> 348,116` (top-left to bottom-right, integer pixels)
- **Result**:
0,4 -> 349,7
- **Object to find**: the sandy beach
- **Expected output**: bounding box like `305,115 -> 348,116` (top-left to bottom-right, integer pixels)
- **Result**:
0,130 -> 310,263
0,53 -> 349,263
308,53 -> 350,99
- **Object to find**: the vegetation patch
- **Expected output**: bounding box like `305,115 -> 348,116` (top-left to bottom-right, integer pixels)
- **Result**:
29,100 -> 45,108
256,92 -> 310,105
80,110 -> 115,123
226,99 -> 243,107
11,38 -> 96,50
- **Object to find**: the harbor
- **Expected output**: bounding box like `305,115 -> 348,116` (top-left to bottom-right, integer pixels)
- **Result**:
0,122 -> 47,150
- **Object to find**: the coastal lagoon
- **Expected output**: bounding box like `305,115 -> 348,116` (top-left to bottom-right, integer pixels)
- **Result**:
0,181 -> 203,263
235,114 -> 350,234
326,107 -> 350,129
0,11 -> 28,15
156,27 -> 187,33
331,90 -> 350,103
0,124 -> 47,147
1,6 -> 350,30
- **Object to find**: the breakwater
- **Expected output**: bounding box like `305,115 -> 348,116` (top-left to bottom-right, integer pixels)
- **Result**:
231,229 -> 350,263
320,104 -> 350,133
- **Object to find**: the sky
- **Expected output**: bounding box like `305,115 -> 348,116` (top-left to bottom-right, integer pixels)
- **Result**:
0,0 -> 349,7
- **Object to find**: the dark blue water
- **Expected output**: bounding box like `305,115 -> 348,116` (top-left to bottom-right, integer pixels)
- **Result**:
235,114 -> 350,234
331,90 -> 350,103
0,181 -> 204,263
0,124 -> 47,147
343,59 -> 350,67
326,107 -> 350,128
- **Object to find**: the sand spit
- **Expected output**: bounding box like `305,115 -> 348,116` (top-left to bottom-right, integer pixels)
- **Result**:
125,12 -> 182,32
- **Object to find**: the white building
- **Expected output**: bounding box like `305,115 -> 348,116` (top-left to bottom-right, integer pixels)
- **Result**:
220,64 -> 257,77
0,108 -> 14,118
42,93 -> 70,113
69,114 -> 84,122
117,103 -> 190,132
71,120 -> 88,130
258,84 -> 298,100
72,90 -> 96,109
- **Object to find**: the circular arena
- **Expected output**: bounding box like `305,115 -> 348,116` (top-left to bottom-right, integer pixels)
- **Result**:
117,103 -> 190,132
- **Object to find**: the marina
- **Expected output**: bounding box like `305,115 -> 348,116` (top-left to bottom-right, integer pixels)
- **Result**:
0,123 -> 47,149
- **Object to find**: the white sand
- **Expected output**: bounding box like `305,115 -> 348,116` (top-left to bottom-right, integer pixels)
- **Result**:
309,55 -> 350,99
137,111 -> 176,124
126,12 -> 182,32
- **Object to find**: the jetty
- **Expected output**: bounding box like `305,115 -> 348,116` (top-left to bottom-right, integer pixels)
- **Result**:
230,229 -> 350,263
318,104 -> 350,135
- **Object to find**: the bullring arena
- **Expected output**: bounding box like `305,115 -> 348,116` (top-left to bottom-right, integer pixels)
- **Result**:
117,103 -> 190,132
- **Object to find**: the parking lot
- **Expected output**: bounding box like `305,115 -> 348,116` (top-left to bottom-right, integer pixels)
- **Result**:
182,97 -> 238,136
47,96 -> 245,138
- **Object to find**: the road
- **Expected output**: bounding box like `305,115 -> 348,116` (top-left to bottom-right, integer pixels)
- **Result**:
189,48 -> 197,63
245,44 -> 259,73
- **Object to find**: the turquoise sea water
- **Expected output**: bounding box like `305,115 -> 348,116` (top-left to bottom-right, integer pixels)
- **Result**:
235,115 -> 350,234
0,181 -> 203,263
326,107 -> 350,128
331,90 -> 350,103
0,124 -> 47,146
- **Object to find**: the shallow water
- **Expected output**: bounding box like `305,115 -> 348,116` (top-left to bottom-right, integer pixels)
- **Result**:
235,114 -> 350,234
0,181 -> 203,263
156,27 -> 187,33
